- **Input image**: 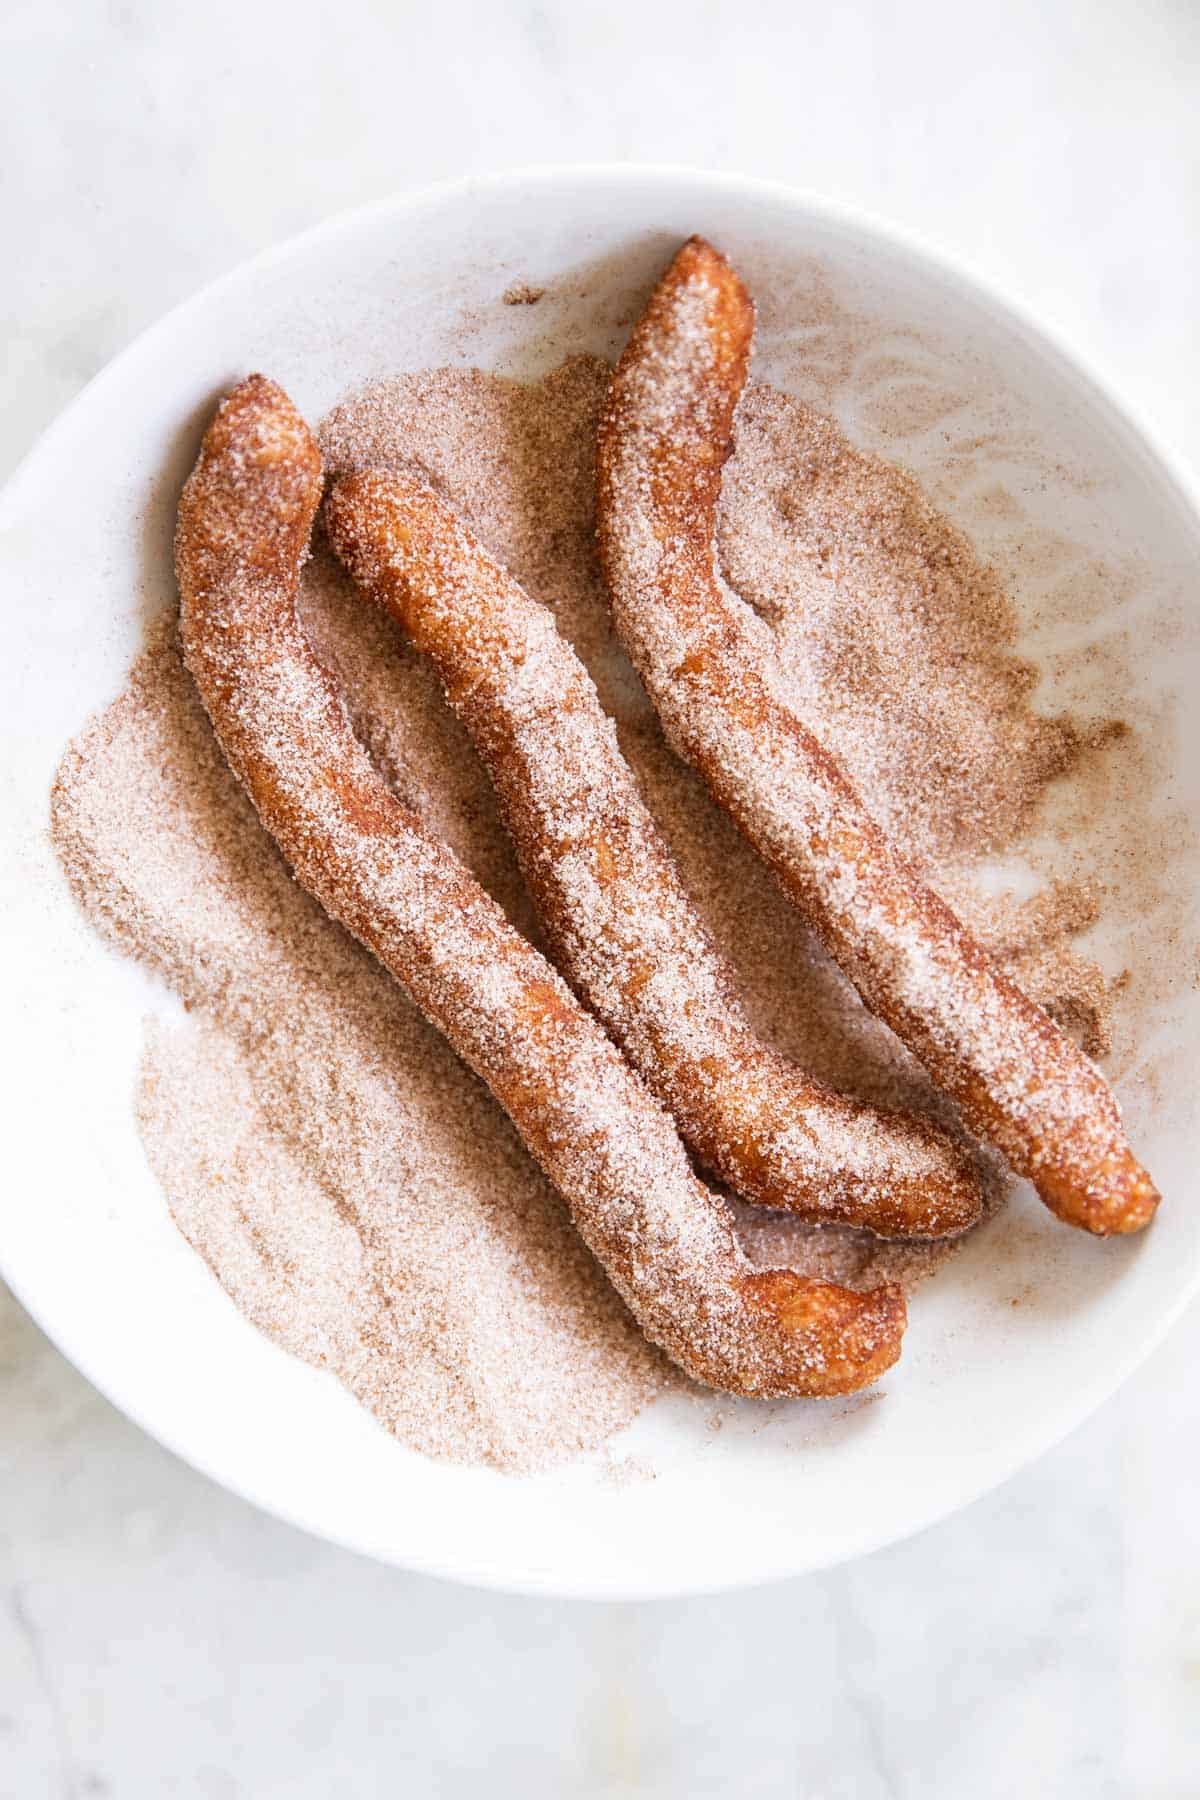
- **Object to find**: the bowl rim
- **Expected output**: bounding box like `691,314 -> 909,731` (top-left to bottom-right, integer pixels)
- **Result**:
5,160 -> 1199,527
4,161 -> 1199,1599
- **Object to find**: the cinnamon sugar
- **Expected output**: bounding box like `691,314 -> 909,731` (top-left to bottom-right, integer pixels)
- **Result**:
53,627 -> 669,1473
51,354 -> 1122,1470
719,386 -> 1088,869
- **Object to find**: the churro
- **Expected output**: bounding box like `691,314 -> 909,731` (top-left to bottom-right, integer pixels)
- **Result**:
175,373 -> 906,1397
326,467 -> 982,1239
596,237 -> 1159,1237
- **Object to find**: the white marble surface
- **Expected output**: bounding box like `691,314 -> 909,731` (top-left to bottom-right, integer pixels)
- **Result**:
2,0 -> 1198,1792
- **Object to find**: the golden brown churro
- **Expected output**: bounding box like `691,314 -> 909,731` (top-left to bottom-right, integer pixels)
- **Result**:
326,468 -> 982,1239
176,374 -> 906,1397
596,237 -> 1159,1237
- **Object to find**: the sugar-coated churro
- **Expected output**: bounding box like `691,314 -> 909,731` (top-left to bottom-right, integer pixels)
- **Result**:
326,466 -> 983,1239
596,237 -> 1159,1237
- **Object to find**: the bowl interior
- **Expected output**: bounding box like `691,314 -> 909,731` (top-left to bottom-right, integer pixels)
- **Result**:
3,167 -> 1198,1598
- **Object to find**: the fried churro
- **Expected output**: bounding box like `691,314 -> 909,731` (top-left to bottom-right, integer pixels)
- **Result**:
326,467 -> 982,1239
596,237 -> 1159,1237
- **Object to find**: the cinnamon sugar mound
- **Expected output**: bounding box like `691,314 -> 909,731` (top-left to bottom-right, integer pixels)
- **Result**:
51,354 -> 1122,1470
720,388 -> 1086,866
52,628 -> 668,1473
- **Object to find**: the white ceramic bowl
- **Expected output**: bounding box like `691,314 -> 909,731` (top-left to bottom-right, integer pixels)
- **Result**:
3,166 -> 1198,1599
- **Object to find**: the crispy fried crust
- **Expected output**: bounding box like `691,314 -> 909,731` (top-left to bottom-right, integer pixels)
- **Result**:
596,237 -> 1159,1237
326,467 -> 982,1239
174,374 -> 906,1397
